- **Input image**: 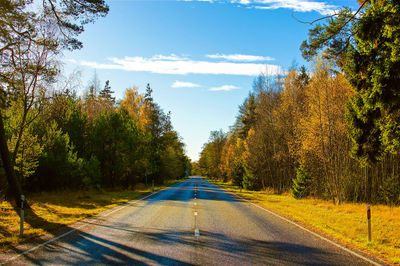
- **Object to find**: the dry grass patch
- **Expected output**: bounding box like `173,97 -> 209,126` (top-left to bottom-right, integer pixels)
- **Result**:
208,179 -> 400,264
0,179 -> 182,250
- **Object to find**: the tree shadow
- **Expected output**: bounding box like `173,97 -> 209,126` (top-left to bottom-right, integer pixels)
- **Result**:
4,216 -> 350,266
2,178 -> 369,265
6,227 -> 195,265
5,207 -> 195,265
141,178 -> 243,204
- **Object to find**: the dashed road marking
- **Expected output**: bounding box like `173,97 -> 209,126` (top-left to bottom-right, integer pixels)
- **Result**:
194,211 -> 198,216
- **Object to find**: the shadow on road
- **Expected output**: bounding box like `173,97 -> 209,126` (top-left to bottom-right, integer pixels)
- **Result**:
6,209 -> 195,265
3,178 -> 359,265
142,178 -> 244,204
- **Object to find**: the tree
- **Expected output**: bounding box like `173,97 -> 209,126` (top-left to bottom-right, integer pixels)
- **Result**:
120,87 -> 145,128
279,66 -> 309,160
299,59 -> 353,204
99,80 -> 115,110
0,0 -> 108,206
198,130 -> 227,178
0,11 -> 58,205
33,121 -> 80,190
6,99 -> 43,186
89,110 -> 140,188
291,163 -> 311,199
301,0 -> 400,202
238,94 -> 257,139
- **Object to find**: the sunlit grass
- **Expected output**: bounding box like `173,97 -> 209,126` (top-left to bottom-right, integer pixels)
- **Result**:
0,179 -> 182,250
208,178 -> 400,264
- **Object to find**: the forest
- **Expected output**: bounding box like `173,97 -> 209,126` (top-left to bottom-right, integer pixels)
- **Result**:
194,0 -> 400,205
0,0 -> 191,206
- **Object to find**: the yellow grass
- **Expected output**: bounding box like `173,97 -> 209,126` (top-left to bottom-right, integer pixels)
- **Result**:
0,179 -> 182,250
208,178 -> 400,264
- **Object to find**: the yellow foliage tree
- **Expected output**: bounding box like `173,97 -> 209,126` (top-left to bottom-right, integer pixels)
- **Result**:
299,59 -> 353,204
120,87 -> 153,131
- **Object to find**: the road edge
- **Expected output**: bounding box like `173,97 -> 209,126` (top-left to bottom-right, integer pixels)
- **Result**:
0,178 -> 189,265
205,178 -> 387,266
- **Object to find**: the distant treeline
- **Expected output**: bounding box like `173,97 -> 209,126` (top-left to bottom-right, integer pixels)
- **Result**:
1,78 -> 190,193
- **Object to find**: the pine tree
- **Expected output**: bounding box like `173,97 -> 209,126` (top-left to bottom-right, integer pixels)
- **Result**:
238,94 -> 257,139
99,80 -> 115,107
291,163 -> 311,199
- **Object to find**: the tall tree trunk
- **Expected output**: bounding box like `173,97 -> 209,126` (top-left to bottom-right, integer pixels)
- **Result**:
0,114 -> 23,208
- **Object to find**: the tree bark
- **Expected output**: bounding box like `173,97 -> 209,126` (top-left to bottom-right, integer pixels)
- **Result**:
0,113 -> 23,207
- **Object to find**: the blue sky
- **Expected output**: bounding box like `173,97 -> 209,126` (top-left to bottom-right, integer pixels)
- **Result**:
62,0 -> 359,161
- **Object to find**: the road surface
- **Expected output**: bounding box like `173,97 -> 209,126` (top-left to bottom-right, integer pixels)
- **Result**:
1,177 -> 380,265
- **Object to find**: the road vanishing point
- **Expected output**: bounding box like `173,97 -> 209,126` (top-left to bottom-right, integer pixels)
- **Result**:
2,177 -> 381,265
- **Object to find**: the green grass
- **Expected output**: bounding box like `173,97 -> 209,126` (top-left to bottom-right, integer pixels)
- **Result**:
207,178 -> 400,265
0,179 -> 183,250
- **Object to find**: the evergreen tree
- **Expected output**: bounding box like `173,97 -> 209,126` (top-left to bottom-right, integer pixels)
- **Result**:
99,80 -> 115,108
238,94 -> 257,139
33,122 -> 80,190
291,163 -> 311,199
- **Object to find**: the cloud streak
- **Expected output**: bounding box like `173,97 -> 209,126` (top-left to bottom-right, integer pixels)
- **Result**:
206,53 -> 274,61
209,85 -> 239,91
182,0 -> 338,15
251,0 -> 337,15
172,81 -> 201,88
80,55 -> 283,76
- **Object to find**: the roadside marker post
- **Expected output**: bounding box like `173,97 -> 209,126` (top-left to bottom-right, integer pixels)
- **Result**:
20,195 -> 25,237
367,206 -> 372,242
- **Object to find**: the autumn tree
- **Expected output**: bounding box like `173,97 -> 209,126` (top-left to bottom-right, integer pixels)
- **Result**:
0,0 -> 108,206
301,0 -> 400,202
299,59 -> 353,204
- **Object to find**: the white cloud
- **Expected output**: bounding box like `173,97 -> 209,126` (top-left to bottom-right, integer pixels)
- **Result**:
66,59 -> 78,64
172,81 -> 201,88
151,54 -> 188,61
209,85 -> 239,91
206,53 -> 274,61
251,0 -> 337,15
80,55 -> 283,76
182,0 -> 338,15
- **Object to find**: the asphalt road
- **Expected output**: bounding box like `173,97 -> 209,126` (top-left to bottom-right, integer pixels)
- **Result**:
2,177 -> 379,265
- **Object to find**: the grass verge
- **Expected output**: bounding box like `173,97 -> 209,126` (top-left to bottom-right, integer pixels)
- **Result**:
0,179 -> 182,251
207,178 -> 400,265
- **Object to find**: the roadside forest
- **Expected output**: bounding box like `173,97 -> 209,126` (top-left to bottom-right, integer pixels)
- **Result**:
195,0 -> 400,205
0,0 -> 190,206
